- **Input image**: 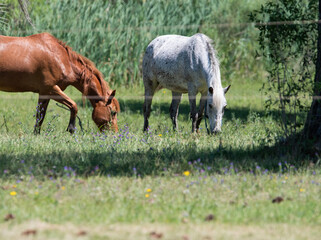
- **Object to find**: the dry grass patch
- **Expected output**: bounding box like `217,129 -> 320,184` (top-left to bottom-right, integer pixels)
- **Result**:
0,221 -> 320,240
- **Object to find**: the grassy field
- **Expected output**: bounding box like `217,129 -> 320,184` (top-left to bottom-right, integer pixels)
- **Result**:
1,173 -> 321,239
1,80 -> 320,239
0,80 -> 281,176
1,0 -> 321,239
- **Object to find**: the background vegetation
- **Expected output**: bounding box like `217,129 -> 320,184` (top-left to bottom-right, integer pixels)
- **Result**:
2,0 -> 266,86
250,0 -> 318,140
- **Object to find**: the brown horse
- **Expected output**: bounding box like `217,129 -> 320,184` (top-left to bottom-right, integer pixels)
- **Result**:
0,32 -> 119,134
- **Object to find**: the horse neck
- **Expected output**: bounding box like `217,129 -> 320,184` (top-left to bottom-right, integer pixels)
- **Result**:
87,78 -> 108,107
72,67 -> 107,108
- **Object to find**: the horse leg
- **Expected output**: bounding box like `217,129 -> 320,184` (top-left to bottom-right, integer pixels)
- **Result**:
143,76 -> 159,131
143,88 -> 155,131
170,91 -> 182,131
34,97 -> 50,134
196,92 -> 207,132
188,88 -> 198,133
50,85 -> 78,134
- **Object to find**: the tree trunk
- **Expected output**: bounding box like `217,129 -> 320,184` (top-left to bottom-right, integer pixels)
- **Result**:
304,0 -> 321,149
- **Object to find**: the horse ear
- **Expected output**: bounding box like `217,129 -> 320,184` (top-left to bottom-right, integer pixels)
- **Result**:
224,85 -> 231,94
208,87 -> 214,94
106,90 -> 116,106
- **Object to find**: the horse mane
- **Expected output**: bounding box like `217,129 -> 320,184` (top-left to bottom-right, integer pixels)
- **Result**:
200,34 -> 225,107
202,35 -> 220,82
56,39 -> 109,98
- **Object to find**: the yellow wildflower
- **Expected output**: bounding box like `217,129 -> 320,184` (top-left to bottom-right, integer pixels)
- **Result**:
147,188 -> 152,193
158,134 -> 162,137
284,176 -> 288,180
145,194 -> 150,198
12,185 -> 17,188
300,188 -> 305,192
61,186 -> 66,190
183,171 -> 190,176
163,90 -> 166,94
10,191 -> 17,196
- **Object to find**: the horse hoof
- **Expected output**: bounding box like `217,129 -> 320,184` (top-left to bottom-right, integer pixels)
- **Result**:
66,127 -> 75,134
33,130 -> 40,135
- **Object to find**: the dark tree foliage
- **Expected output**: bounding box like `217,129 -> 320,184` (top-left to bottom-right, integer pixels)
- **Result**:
250,0 -> 318,142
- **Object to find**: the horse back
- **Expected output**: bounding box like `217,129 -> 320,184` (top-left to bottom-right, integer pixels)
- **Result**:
0,33 -> 73,92
143,34 -> 210,92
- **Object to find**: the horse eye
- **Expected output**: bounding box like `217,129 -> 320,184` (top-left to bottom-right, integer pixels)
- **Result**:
111,110 -> 117,116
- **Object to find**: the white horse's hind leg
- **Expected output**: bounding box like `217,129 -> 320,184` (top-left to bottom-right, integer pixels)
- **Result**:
169,91 -> 182,130
143,81 -> 158,131
196,92 -> 207,131
143,90 -> 153,131
188,88 -> 198,133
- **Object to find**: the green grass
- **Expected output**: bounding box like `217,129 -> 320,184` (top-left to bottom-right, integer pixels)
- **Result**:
0,80 -> 283,177
1,172 -> 321,239
2,171 -> 321,224
1,80 -> 320,239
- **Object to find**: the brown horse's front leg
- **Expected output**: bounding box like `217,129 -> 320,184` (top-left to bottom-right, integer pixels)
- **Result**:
51,85 -> 78,134
34,97 -> 50,135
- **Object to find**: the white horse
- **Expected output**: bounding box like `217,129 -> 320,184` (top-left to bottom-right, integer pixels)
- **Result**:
143,33 -> 230,134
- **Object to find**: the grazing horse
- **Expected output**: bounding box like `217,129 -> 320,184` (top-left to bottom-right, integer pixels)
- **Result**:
0,33 -> 120,134
143,33 -> 230,134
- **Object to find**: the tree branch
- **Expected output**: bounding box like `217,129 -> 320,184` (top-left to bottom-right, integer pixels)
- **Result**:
18,0 -> 35,29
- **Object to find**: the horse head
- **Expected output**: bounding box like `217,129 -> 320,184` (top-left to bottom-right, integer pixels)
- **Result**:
92,90 -> 120,132
206,85 -> 230,134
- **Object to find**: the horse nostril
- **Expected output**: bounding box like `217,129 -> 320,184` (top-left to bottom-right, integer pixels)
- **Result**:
209,104 -> 213,109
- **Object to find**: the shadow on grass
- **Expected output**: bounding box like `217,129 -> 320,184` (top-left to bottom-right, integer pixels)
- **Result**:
0,139 -> 310,178
115,98 -> 286,123
77,97 -> 297,124
0,100 -> 310,178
